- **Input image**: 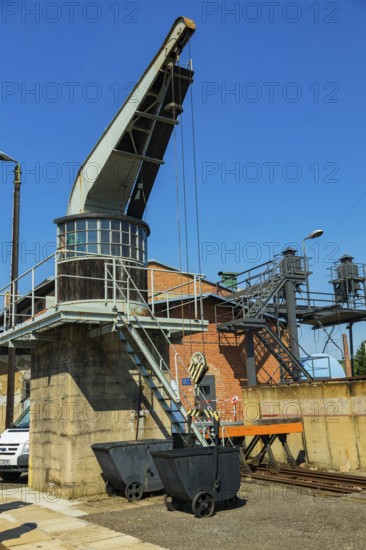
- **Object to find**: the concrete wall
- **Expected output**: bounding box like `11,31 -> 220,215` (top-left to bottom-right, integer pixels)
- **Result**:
243,380 -> 366,471
30,325 -> 170,498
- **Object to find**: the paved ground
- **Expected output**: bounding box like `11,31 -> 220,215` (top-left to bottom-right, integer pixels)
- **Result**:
1,477 -> 366,549
0,476 -> 165,549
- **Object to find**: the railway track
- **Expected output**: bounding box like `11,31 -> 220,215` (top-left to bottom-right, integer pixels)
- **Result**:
241,466 -> 366,494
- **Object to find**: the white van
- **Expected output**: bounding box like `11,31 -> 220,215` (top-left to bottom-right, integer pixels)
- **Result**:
0,405 -> 29,482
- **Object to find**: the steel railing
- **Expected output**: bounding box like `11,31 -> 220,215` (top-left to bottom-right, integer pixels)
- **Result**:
104,258 -> 204,320
217,254 -> 308,293
215,254 -> 309,326
0,250 -> 206,330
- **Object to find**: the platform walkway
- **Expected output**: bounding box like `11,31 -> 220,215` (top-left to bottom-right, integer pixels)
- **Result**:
0,485 -> 166,549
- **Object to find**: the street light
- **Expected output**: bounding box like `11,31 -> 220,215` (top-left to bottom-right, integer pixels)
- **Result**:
0,151 -> 21,428
0,152 -> 17,163
302,229 -> 324,306
304,229 -> 324,241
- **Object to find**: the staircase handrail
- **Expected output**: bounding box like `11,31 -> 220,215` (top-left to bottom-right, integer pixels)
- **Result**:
261,323 -> 313,381
108,258 -> 220,441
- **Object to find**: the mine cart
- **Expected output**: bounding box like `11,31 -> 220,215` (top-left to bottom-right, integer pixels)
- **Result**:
91,439 -> 173,501
151,446 -> 240,518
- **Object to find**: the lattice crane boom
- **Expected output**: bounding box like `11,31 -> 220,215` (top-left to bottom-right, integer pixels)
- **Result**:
67,16 -> 196,217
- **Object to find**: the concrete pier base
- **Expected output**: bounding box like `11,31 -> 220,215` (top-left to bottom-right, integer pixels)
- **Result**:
30,325 -> 169,498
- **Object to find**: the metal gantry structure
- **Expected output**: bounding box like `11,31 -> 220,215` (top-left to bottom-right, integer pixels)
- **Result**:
216,249 -> 366,384
215,250 -> 314,384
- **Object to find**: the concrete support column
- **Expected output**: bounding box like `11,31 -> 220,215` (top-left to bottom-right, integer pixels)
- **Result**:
284,280 -> 300,380
246,331 -> 257,387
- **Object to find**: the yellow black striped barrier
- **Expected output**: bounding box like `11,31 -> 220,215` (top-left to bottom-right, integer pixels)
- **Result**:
187,408 -> 220,421
204,409 -> 220,422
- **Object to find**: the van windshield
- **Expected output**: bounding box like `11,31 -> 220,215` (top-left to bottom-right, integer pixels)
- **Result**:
12,407 -> 30,429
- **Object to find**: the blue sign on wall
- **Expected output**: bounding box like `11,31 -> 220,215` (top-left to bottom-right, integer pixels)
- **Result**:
182,377 -> 192,386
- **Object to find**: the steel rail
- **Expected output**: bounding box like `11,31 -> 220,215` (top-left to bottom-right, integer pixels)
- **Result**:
241,466 -> 366,494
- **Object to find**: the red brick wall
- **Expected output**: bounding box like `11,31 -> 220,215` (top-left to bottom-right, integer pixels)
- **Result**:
148,260 -> 226,297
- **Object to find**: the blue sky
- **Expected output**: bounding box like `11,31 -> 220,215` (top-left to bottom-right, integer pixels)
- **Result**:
1,0 -> 366,358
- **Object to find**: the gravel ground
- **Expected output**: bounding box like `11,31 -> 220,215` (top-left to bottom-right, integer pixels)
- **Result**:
85,480 -> 366,550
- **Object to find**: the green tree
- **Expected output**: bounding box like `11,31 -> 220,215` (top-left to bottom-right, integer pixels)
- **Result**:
354,340 -> 366,376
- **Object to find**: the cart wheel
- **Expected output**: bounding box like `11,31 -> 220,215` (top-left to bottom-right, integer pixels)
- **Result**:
225,495 -> 239,508
192,492 -> 215,518
125,482 -> 143,502
164,494 -> 181,512
105,481 -> 115,497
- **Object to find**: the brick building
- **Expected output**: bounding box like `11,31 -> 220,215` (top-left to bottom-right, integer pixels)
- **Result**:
147,260 -> 280,422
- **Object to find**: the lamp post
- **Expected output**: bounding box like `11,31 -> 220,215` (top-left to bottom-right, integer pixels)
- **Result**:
0,151 -> 21,428
302,229 -> 324,306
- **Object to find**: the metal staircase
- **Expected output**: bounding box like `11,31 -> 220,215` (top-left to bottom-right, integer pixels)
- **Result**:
254,324 -> 311,382
107,259 -> 212,447
234,273 -> 286,319
216,255 -> 313,383
217,256 -> 291,325
117,312 -> 209,446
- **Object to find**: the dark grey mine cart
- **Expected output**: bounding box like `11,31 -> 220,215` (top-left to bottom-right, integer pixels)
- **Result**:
151,446 -> 241,517
91,439 -> 173,501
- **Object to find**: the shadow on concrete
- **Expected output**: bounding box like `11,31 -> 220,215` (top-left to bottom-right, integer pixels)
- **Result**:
0,474 -> 28,486
215,497 -> 247,513
0,500 -> 32,513
296,450 -> 306,465
0,522 -> 37,543
173,496 -> 247,516
32,326 -> 172,440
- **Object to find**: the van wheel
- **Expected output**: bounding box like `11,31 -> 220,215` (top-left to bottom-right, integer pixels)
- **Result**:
0,472 -> 21,483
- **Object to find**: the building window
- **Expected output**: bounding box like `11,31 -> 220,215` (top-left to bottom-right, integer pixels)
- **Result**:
57,219 -> 148,264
